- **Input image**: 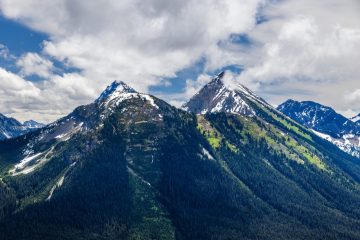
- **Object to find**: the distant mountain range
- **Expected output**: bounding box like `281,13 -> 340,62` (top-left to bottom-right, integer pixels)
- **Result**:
1,73 -> 360,239
0,113 -> 44,140
277,100 -> 360,158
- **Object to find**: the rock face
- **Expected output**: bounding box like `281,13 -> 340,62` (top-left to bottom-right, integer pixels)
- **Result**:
0,113 -> 44,140
277,99 -> 360,158
183,72 -> 271,116
1,77 -> 360,240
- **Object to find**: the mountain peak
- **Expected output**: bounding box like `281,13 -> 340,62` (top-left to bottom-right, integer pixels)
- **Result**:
96,80 -> 137,103
94,80 -> 160,119
183,72 -> 267,116
277,99 -> 360,158
23,120 -> 45,129
276,99 -> 356,136
278,100 -> 323,113
113,80 -> 137,93
209,71 -> 225,84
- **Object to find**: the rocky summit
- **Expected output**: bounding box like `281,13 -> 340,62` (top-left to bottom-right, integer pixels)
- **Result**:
183,71 -> 270,116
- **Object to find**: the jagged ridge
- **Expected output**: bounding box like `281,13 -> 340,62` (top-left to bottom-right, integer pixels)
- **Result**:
183,71 -> 271,117
277,99 -> 360,158
0,113 -> 44,140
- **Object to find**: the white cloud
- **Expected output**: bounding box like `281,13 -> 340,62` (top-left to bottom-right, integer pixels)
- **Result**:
0,43 -> 10,59
0,0 -> 266,122
231,0 -> 360,116
0,67 -> 42,110
0,0 -> 264,89
0,64 -> 99,122
17,52 -> 54,78
0,0 -> 359,121
239,16 -> 360,84
184,74 -> 213,99
346,89 -> 360,104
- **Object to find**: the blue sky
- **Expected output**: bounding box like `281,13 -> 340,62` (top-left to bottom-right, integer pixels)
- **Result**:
0,15 -> 47,75
0,0 -> 359,123
0,14 -> 246,96
0,16 -> 47,53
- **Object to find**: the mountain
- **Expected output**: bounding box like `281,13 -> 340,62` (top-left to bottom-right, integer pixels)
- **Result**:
23,120 -> 45,129
182,71 -> 271,116
0,113 -> 44,140
277,100 -> 360,158
277,100 -> 360,137
1,77 -> 360,239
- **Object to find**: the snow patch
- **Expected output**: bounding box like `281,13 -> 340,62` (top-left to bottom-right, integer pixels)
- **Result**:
201,147 -> 215,161
142,95 -> 159,109
99,91 -> 159,118
54,122 -> 83,141
2,131 -> 11,139
127,166 -> 152,187
351,115 -> 360,123
10,152 -> 43,173
312,130 -> 360,158
10,147 -> 54,176
312,130 -> 332,141
46,175 -> 65,201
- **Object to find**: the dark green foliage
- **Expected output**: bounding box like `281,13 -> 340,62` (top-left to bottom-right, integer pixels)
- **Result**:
0,180 -> 16,220
195,113 -> 360,239
0,122 -> 130,239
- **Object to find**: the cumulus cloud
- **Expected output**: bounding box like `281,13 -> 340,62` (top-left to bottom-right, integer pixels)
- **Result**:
232,0 -> 360,116
239,16 -> 360,84
346,89 -> 360,104
16,52 -> 54,78
0,0 -> 266,122
184,74 -> 213,99
0,0 -> 264,89
0,66 -> 100,123
0,67 -> 42,114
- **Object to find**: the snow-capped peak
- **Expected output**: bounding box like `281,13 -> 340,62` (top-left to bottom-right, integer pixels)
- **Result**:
278,99 -> 360,158
96,80 -> 137,103
95,80 -> 160,120
183,71 -> 270,116
209,71 -> 225,85
23,120 -> 45,129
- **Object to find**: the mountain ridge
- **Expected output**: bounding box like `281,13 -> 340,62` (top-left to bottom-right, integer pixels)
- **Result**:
277,99 -> 360,158
0,113 -> 44,140
1,74 -> 360,239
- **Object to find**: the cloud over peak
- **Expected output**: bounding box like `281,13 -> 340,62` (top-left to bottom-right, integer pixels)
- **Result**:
0,0 -> 359,122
